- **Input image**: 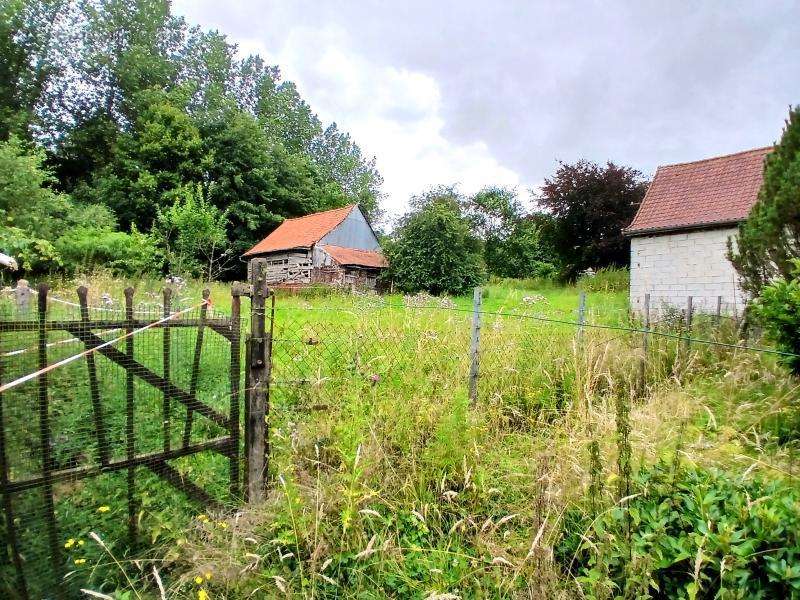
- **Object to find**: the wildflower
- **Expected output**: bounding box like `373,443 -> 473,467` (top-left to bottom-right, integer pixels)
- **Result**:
198,589 -> 209,600
216,521 -> 228,529
64,538 -> 75,549
78,540 -> 84,546
204,571 -> 212,581
196,514 -> 210,523
97,505 -> 110,513
194,576 -> 204,585
74,558 -> 86,565
369,373 -> 380,385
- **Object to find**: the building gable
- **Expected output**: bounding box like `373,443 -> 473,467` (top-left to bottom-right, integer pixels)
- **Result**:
319,205 -> 380,251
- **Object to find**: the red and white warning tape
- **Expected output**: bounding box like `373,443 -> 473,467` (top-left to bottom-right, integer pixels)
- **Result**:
0,301 -> 208,394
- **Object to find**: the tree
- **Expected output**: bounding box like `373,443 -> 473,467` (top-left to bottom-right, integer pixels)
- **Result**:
153,184 -> 229,279
468,186 -> 557,278
728,107 -> 800,296
0,0 -> 72,139
83,90 -> 210,229
385,187 -> 485,295
539,160 -> 648,279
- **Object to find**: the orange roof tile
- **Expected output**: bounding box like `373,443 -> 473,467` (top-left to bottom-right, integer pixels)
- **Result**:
244,205 -> 356,256
626,146 -> 772,236
320,245 -> 387,268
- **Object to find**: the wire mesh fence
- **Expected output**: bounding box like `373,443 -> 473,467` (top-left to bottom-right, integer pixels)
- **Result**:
0,281 -> 793,598
0,285 -> 242,598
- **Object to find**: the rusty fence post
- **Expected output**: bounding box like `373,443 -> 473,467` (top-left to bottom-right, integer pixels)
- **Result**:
468,287 -> 482,406
246,263 -> 271,502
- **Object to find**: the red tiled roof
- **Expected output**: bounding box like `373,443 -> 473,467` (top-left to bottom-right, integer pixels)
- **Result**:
625,146 -> 772,236
320,245 -> 387,268
244,205 -> 356,256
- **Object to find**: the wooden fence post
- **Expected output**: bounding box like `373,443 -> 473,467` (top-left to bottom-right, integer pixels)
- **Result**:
468,287 -> 482,406
123,287 -> 137,546
246,263 -> 271,502
638,293 -> 650,395
577,291 -> 587,346
162,287 -> 172,453
36,285 -> 64,597
229,287 -> 241,498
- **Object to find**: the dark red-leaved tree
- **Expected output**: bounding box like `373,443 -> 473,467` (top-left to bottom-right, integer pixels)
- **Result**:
539,160 -> 648,280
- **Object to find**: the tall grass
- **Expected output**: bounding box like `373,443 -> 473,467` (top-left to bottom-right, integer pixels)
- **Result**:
2,274 -> 796,598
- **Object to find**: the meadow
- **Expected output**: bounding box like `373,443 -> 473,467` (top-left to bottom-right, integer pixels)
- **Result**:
1,274 -> 798,598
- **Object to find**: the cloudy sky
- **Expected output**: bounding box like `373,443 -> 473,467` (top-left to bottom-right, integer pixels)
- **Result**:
173,1 -> 799,217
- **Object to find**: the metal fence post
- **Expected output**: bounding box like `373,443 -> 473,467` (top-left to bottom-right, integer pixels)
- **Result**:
638,293 -> 650,395
468,287 -> 482,405
577,291 -> 586,346
684,295 -> 693,352
246,263 -> 271,502
716,295 -> 722,323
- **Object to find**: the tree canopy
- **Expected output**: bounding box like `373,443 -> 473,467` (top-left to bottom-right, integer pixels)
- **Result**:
539,160 -> 648,280
729,106 -> 800,296
385,187 -> 486,296
0,0 -> 382,279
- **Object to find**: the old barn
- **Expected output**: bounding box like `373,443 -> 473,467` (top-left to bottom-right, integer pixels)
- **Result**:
626,146 -> 772,315
243,205 -> 387,289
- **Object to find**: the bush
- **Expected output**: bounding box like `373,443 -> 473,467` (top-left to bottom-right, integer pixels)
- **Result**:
577,267 -> 629,293
560,462 -> 800,598
750,259 -> 800,374
55,226 -> 162,277
385,188 -> 485,296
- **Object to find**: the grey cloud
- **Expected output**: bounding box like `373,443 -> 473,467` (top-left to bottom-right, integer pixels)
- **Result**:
178,0 -> 800,182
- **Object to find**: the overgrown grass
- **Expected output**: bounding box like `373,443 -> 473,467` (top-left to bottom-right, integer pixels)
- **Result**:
1,274 -> 798,598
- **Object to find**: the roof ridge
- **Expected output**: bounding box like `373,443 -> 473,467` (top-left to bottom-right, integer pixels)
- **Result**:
660,145 -> 773,169
282,204 -> 355,222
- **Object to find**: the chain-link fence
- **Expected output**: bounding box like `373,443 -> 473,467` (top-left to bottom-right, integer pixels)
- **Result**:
0,285 -> 242,598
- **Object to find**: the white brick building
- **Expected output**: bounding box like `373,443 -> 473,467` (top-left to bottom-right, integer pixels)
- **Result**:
625,147 -> 772,316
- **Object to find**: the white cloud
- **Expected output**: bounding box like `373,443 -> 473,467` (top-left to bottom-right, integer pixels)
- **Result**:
232,25 -> 529,217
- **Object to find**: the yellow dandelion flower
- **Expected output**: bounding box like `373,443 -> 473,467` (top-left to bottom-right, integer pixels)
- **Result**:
78,540 -> 84,546
97,505 -> 110,513
194,576 -> 204,585
64,538 -> 75,549
198,589 -> 209,600
216,521 -> 228,529
74,558 -> 86,565
204,571 -> 212,580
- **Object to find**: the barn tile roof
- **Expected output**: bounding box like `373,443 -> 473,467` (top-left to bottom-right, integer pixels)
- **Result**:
244,205 -> 356,256
320,245 -> 387,268
625,146 -> 772,236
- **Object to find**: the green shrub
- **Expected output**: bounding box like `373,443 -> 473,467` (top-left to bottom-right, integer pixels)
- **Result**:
55,225 -> 162,277
559,462 -> 800,599
577,267 -> 629,293
750,259 -> 800,374
384,187 -> 485,296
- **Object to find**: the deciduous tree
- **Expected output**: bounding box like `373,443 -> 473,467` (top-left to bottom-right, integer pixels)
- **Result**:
539,160 -> 647,279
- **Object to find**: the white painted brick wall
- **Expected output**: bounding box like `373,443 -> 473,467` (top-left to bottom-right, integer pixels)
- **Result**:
630,227 -> 746,316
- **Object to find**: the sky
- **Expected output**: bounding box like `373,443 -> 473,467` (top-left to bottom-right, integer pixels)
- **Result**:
172,1 -> 800,219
